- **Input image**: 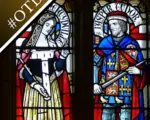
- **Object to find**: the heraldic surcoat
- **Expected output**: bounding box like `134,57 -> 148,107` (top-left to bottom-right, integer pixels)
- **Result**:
94,35 -> 146,120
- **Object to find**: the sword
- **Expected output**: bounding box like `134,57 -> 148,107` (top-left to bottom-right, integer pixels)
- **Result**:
99,60 -> 146,91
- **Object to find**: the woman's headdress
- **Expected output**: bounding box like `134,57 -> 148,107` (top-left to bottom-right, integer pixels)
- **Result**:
26,12 -> 56,47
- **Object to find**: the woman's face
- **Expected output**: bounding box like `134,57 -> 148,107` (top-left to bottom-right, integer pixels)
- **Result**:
42,19 -> 55,35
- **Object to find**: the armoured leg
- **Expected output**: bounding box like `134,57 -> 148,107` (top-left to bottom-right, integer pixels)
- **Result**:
102,104 -> 115,120
120,105 -> 131,120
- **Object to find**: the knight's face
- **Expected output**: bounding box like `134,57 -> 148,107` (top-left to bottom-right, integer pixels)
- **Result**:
109,20 -> 122,37
42,19 -> 55,35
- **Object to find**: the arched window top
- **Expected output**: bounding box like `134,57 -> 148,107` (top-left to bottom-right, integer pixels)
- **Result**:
15,0 -> 74,120
93,0 -> 149,120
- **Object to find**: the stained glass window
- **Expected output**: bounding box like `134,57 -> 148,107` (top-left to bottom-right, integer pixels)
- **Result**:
16,0 -> 74,120
93,0 -> 148,120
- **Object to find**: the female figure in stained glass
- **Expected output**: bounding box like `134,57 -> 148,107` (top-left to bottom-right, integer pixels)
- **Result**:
16,12 -> 72,120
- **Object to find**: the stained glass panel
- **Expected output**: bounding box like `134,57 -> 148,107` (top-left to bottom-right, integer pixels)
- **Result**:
16,0 -> 74,120
93,0 -> 148,120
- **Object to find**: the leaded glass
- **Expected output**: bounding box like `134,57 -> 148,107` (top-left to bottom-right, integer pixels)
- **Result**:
16,0 -> 74,120
93,0 -> 148,119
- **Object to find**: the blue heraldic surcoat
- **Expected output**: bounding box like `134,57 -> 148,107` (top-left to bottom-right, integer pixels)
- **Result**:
94,34 -> 146,120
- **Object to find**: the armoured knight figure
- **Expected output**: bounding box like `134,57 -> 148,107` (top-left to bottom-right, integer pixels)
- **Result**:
94,11 -> 146,120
